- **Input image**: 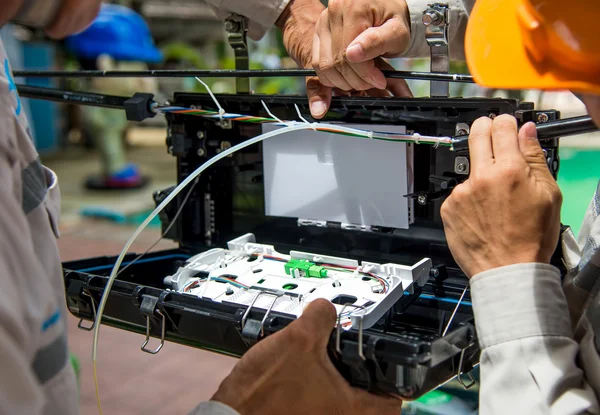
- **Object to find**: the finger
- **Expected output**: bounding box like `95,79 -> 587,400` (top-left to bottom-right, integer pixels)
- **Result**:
345,60 -> 387,90
491,114 -> 522,162
375,59 -> 412,97
45,0 -> 101,39
518,122 -> 551,177
312,29 -> 335,87
327,3 -> 373,91
346,18 -> 410,63
387,78 -> 412,97
294,299 -> 336,349
581,93 -> 600,127
332,88 -> 351,97
338,12 -> 386,90
317,11 -> 353,91
365,88 -> 392,97
306,77 -> 332,119
353,388 -> 403,415
468,116 -> 495,171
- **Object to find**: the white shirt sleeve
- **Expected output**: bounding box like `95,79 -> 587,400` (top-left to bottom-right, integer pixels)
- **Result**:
189,401 -> 241,415
204,0 -> 291,40
470,263 -> 600,414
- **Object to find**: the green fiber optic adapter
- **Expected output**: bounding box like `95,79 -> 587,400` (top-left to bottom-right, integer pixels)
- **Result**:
284,259 -> 328,278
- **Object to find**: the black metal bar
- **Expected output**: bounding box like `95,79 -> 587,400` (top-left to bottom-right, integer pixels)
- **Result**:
17,84 -> 129,109
452,115 -> 598,151
536,115 -> 597,140
13,68 -> 475,83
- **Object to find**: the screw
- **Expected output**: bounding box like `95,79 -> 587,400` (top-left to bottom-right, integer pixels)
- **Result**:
488,113 -> 497,119
197,131 -> 205,139
431,268 -> 440,278
456,129 -> 468,136
197,148 -> 205,157
224,20 -> 238,32
423,10 -> 443,26
417,194 -> 428,205
537,113 -> 549,123
168,145 -> 174,154
542,149 -> 548,158
456,163 -> 467,173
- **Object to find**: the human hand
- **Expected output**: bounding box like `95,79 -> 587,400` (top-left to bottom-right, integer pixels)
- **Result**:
42,0 -> 102,39
440,115 -> 562,278
308,0 -> 412,117
211,299 -> 403,415
582,93 -> 600,127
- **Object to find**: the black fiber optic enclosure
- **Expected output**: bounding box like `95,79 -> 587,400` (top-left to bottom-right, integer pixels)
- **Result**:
64,94 -> 565,399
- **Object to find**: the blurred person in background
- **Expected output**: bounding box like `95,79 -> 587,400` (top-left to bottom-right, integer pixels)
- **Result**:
65,4 -> 162,190
0,1 -> 403,414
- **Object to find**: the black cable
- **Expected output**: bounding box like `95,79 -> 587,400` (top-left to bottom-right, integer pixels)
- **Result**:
17,84 -> 129,109
13,68 -> 475,83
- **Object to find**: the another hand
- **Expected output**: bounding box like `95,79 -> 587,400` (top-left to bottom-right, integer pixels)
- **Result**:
45,0 -> 102,39
441,115 -> 562,278
308,0 -> 412,117
211,299 -> 403,415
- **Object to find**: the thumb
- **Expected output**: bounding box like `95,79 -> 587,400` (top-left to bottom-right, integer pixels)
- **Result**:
346,18 -> 409,63
306,76 -> 332,119
295,299 -> 337,349
518,122 -> 551,177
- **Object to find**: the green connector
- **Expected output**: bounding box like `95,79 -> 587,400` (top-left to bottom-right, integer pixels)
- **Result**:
284,259 -> 328,278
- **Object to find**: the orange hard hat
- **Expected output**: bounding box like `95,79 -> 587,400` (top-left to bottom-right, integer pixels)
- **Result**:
465,0 -> 600,94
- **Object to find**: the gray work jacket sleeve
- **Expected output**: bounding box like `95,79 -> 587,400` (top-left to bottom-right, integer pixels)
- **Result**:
402,0 -> 473,59
204,0 -> 290,40
470,262 -> 600,414
190,401 -> 241,414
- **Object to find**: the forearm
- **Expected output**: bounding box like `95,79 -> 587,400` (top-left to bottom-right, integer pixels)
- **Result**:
471,263 -> 599,414
402,0 -> 473,59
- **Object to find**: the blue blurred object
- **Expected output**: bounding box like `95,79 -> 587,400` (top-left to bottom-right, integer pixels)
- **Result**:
65,4 -> 163,63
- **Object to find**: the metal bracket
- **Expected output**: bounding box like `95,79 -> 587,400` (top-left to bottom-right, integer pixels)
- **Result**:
456,347 -> 477,389
77,289 -> 96,331
335,304 -> 366,361
241,291 -> 283,344
423,3 -> 450,97
139,295 -> 166,355
454,156 -> 470,175
225,14 -> 250,94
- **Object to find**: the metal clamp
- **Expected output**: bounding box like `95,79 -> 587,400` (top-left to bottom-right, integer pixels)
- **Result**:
260,294 -> 282,336
241,291 -> 264,329
423,3 -> 450,97
224,14 -> 250,94
335,304 -> 366,361
77,289 -> 96,331
456,347 -> 477,389
141,309 -> 166,355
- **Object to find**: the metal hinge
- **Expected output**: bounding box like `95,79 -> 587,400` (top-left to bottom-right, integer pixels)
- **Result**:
225,14 -> 250,94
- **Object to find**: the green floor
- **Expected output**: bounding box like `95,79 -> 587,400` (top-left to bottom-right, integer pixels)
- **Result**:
558,149 -> 600,238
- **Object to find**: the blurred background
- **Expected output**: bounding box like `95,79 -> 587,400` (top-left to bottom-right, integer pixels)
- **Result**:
2,0 -> 597,413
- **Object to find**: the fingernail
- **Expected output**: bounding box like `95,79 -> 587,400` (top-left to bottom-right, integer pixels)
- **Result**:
346,43 -> 365,61
371,76 -> 386,90
310,100 -> 327,117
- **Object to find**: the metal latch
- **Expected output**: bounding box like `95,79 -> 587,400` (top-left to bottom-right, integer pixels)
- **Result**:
139,294 -> 166,354
240,291 -> 283,346
225,14 -> 250,94
423,3 -> 450,97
